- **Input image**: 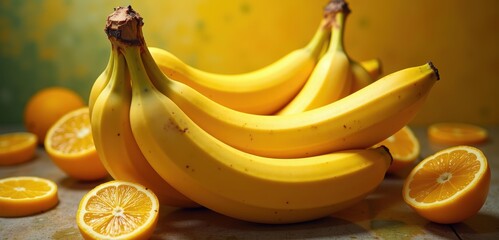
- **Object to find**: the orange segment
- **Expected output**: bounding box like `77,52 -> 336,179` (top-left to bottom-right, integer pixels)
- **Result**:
0,176 -> 59,217
374,126 -> 420,173
0,132 -> 37,165
45,107 -> 108,181
428,122 -> 488,145
403,146 -> 490,224
76,180 -> 159,240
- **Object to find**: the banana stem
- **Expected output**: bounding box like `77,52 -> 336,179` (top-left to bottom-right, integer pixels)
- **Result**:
123,46 -> 156,96
109,50 -> 129,97
326,1 -> 349,53
105,5 -> 144,47
304,20 -> 332,60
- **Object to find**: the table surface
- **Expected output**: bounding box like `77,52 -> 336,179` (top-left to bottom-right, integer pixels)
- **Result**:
1,125 -> 498,240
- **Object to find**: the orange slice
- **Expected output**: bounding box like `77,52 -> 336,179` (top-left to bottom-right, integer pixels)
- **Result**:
374,126 -> 420,173
76,180 -> 159,240
403,146 -> 490,224
45,107 -> 108,181
428,122 -> 488,145
0,176 -> 58,217
0,132 -> 38,165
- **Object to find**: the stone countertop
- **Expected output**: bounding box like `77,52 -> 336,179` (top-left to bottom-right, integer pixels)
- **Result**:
1,125 -> 498,239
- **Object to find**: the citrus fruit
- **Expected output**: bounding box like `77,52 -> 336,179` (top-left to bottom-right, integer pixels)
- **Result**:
402,146 -> 490,224
45,107 -> 108,181
428,122 -> 488,145
24,87 -> 85,145
0,132 -> 38,165
0,176 -> 59,217
374,126 -> 420,173
76,180 -> 159,240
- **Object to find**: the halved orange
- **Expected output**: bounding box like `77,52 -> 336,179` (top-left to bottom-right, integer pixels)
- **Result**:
374,126 -> 420,173
403,146 -> 490,224
0,132 -> 37,165
45,107 -> 108,181
428,122 -> 488,145
0,176 -> 59,217
76,180 -> 159,240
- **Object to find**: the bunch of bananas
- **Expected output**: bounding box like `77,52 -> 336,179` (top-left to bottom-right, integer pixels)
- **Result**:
90,1 -> 440,224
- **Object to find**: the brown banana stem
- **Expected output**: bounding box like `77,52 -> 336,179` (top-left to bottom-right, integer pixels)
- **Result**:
105,5 -> 144,47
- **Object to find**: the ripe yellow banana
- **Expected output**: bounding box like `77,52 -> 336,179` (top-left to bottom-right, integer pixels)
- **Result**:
147,4 -> 334,114
350,60 -> 374,92
122,44 -> 393,224
88,48 -> 113,118
360,58 -> 382,81
277,1 -> 352,115
277,1 -> 380,113
108,5 -> 440,160
90,48 -> 198,207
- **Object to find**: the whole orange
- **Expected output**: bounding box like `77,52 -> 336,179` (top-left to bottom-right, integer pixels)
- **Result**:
24,87 -> 85,144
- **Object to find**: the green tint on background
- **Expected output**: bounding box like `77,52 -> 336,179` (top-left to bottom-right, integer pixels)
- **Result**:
0,1 -> 129,124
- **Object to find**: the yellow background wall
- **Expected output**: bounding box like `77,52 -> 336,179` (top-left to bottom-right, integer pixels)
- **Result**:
0,0 -> 498,125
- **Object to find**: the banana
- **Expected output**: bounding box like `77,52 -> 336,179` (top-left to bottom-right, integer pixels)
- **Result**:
145,49 -> 438,158
147,3 -> 334,114
277,0 -> 353,115
360,58 -> 382,81
88,47 -> 114,118
123,43 -> 393,224
107,5 -> 440,160
350,58 -> 382,97
90,47 -> 198,208
350,60 -> 374,92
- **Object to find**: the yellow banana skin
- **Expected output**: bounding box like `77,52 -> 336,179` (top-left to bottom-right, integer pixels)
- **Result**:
105,3 -> 430,159
277,1 -> 352,115
148,10 -> 332,115
124,45 -> 392,224
90,48 -> 198,207
143,44 -> 439,158
350,60 -> 374,92
88,48 -> 113,118
360,58 -> 382,80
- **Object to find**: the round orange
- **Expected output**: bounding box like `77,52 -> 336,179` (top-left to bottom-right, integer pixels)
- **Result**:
428,122 -> 488,145
0,132 -> 38,165
45,107 -> 108,181
24,87 -> 85,145
374,126 -> 420,174
402,146 -> 490,224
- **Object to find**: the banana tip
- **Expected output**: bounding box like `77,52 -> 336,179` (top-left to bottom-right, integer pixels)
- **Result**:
376,58 -> 383,75
428,61 -> 440,80
378,145 -> 393,166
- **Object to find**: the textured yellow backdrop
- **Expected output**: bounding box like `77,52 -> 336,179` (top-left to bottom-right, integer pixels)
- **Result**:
0,0 -> 498,125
